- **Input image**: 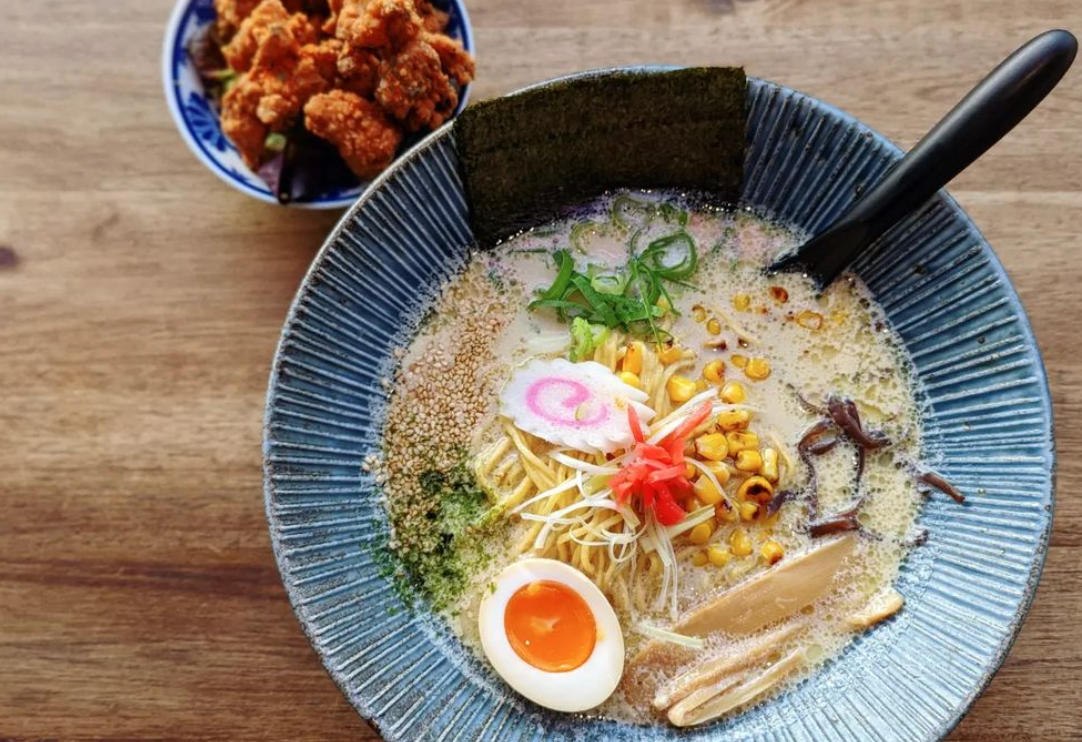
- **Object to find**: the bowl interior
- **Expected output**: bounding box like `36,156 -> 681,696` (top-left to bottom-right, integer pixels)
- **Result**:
263,72 -> 1054,740
162,0 -> 473,209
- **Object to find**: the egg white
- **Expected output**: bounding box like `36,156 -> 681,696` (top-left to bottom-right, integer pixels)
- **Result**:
478,558 -> 625,713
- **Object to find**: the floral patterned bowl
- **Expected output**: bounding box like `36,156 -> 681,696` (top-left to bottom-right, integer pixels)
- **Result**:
161,0 -> 474,209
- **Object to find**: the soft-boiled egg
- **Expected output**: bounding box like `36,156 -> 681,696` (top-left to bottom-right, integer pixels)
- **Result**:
478,558 -> 624,712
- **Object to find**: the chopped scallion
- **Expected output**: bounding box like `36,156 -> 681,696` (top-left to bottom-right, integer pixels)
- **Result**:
264,132 -> 288,153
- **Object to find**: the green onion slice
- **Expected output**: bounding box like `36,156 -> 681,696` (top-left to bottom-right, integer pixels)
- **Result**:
642,232 -> 698,281
570,221 -> 606,254
586,264 -> 629,296
264,132 -> 288,153
570,274 -> 618,327
530,250 -> 575,305
612,196 -> 654,230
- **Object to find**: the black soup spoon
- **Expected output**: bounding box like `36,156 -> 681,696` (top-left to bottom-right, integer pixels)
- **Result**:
768,29 -> 1077,289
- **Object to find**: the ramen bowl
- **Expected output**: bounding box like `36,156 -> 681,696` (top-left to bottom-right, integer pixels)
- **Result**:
263,68 -> 1054,740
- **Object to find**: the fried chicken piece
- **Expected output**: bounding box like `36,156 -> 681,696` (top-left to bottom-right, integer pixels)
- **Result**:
221,35 -> 339,167
337,0 -> 422,51
422,32 -> 473,86
320,0 -> 352,35
304,90 -> 403,178
215,0 -> 310,38
376,36 -> 468,130
324,0 -> 441,38
337,44 -> 381,97
215,0 -> 262,36
221,76 -> 270,168
222,0 -> 318,72
414,0 -> 449,33
300,37 -> 342,80
250,41 -> 337,129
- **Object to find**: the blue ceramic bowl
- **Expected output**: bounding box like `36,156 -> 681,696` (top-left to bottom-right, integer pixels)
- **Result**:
161,0 -> 474,209
263,69 -> 1055,740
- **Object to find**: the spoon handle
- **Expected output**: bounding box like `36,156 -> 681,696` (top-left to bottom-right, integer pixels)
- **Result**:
770,29 -> 1077,288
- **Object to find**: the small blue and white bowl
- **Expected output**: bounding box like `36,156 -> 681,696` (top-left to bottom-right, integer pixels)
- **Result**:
161,0 -> 474,209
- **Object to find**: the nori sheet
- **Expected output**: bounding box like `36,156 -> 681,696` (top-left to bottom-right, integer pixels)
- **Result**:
454,67 -> 747,246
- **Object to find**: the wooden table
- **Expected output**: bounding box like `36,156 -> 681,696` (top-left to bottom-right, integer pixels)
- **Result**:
2,1 -> 1080,739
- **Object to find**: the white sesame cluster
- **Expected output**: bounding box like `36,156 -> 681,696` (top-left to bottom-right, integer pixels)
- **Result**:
379,266 -> 516,558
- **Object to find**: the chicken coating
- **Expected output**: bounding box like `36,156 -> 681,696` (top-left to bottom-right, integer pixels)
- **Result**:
337,0 -> 422,51
326,0 -> 453,94
214,0 -> 263,36
221,35 -> 338,166
414,0 -> 449,33
251,40 -> 338,129
337,44 -> 381,97
320,0 -> 352,36
222,0 -> 318,72
324,0 -> 443,38
301,37 -> 342,80
304,90 -> 403,178
220,76 -> 270,168
376,37 -> 460,131
215,0 -> 310,39
423,32 -> 473,86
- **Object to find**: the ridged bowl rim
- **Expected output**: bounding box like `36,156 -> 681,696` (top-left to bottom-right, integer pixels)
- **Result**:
263,67 -> 1055,741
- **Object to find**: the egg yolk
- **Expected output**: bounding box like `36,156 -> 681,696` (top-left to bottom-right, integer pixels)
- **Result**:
504,580 -> 597,673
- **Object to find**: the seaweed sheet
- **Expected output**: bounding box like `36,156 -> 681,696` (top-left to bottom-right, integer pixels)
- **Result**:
454,67 -> 746,246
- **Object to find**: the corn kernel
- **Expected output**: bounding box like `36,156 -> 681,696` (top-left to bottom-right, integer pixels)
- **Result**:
693,475 -> 724,505
685,462 -> 697,480
795,310 -> 824,330
689,520 -> 715,545
702,360 -> 725,383
731,354 -> 748,369
692,550 -> 709,567
706,318 -> 722,335
618,371 -> 642,389
744,358 -> 771,380
716,500 -> 737,522
695,379 -> 709,393
658,344 -> 683,365
735,449 -> 763,472
692,304 -> 707,323
725,430 -> 759,454
769,286 -> 789,304
715,409 -> 750,431
667,375 -> 696,402
684,495 -> 704,512
705,462 -> 731,486
623,343 -> 643,375
720,381 -> 746,404
729,527 -> 753,556
761,540 -> 785,565
737,475 -> 774,503
707,545 -> 730,567
733,293 -> 751,312
761,448 -> 779,482
695,433 -> 729,461
739,501 -> 759,521
656,295 -> 672,315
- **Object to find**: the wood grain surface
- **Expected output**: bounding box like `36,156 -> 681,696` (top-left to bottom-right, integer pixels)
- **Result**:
1,1 -> 1080,739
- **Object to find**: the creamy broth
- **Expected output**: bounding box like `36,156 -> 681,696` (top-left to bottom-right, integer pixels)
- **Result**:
380,194 -> 926,725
